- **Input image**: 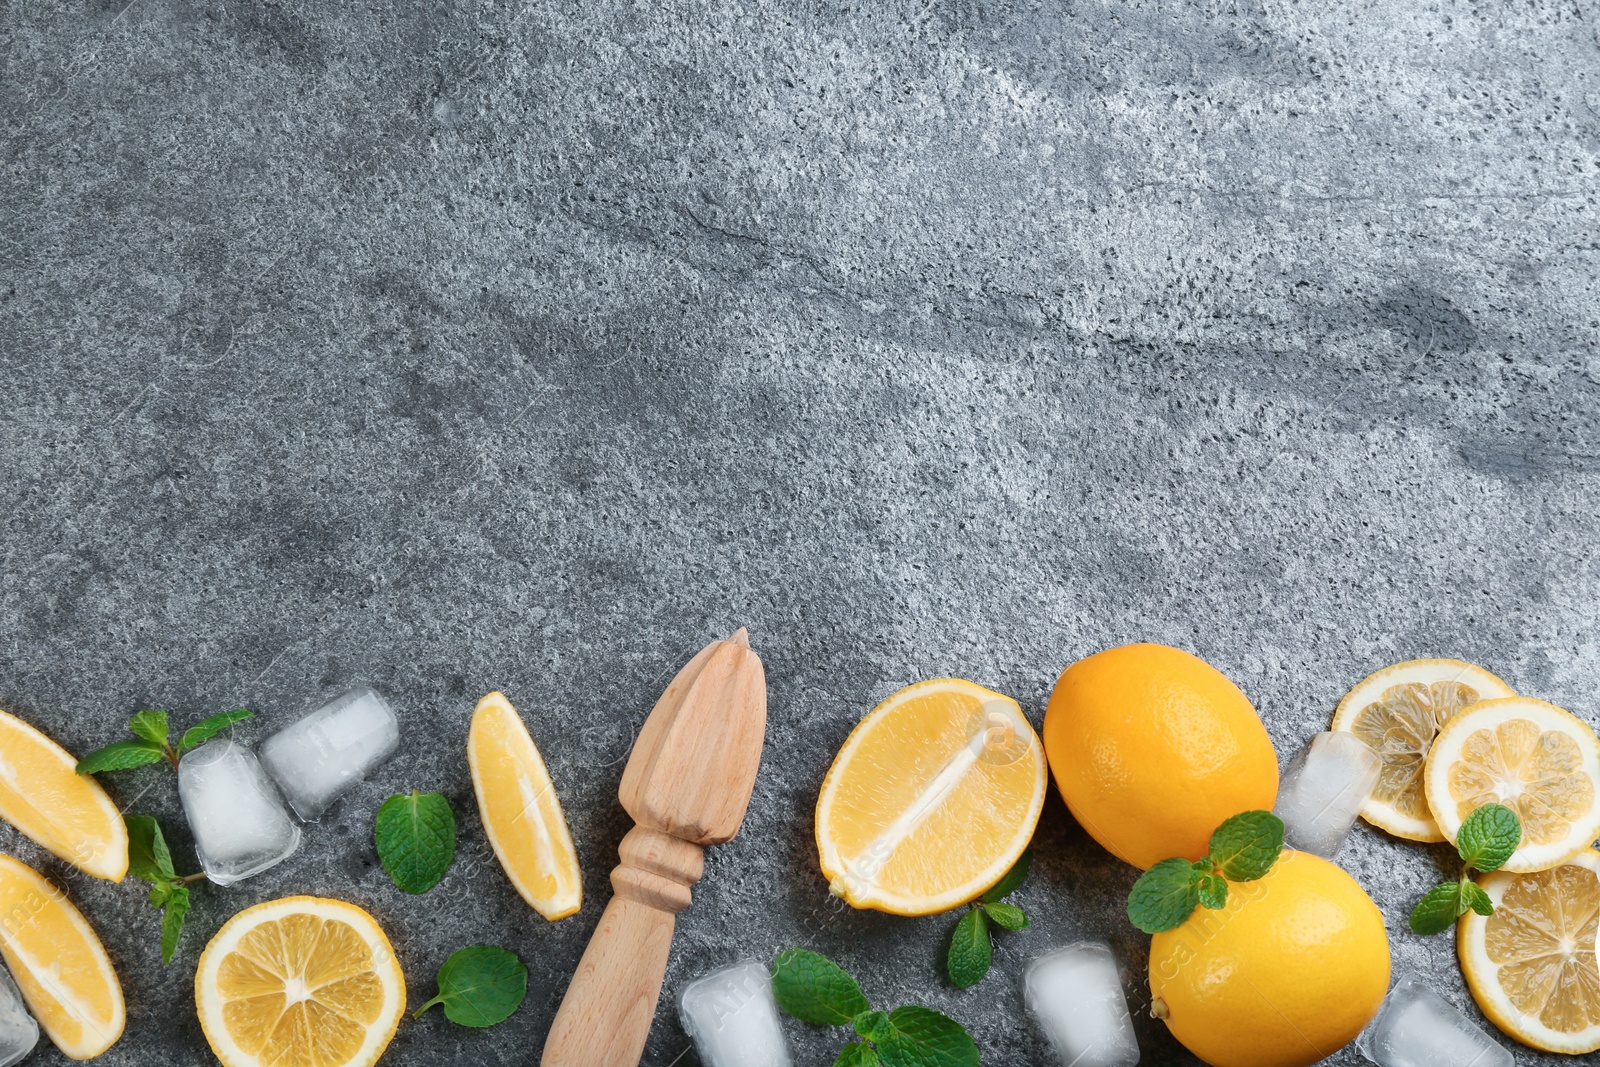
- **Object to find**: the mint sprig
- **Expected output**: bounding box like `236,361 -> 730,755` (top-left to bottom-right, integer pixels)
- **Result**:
1409,803 -> 1520,935
772,949 -> 979,1067
1127,812 -> 1285,934
945,850 -> 1030,988
413,945 -> 528,1026
375,792 -> 457,894
77,708 -> 254,775
125,815 -> 205,964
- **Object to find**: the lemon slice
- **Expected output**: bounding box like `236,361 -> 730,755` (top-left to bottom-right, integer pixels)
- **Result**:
195,896 -> 405,1067
815,678 -> 1047,916
1424,697 -> 1600,873
1329,659 -> 1515,842
468,692 -> 582,921
0,709 -> 128,881
0,854 -> 124,1059
1459,848 -> 1600,1053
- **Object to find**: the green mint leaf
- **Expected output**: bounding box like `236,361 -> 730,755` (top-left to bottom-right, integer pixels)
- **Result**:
375,792 -> 457,895
76,739 -> 167,774
980,849 -> 1032,903
981,901 -> 1028,931
1410,882 -> 1466,935
946,908 -> 991,988
178,709 -> 254,752
160,885 -> 191,965
125,815 -> 176,883
129,709 -> 169,746
1463,880 -> 1495,917
876,1005 -> 980,1067
1209,811 -> 1285,882
1457,803 -> 1521,873
834,1044 -> 881,1067
853,1009 -> 893,1041
1127,857 -> 1201,934
1197,872 -> 1228,911
148,881 -> 173,908
413,946 -> 527,1026
771,948 -> 870,1025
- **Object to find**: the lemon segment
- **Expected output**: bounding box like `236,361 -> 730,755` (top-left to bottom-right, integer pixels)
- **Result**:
468,692 -> 582,921
0,709 -> 128,881
195,896 -> 405,1067
1458,848 -> 1600,1053
1329,659 -> 1516,842
0,854 -> 124,1060
816,678 -> 1047,916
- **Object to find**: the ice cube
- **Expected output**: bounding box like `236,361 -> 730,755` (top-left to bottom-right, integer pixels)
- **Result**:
678,959 -> 792,1067
1024,942 -> 1140,1067
0,962 -> 38,1067
1273,731 -> 1382,859
259,687 -> 399,821
178,739 -> 301,886
1358,974 -> 1513,1067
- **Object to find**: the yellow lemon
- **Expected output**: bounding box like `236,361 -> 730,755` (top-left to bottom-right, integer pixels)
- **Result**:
0,709 -> 127,881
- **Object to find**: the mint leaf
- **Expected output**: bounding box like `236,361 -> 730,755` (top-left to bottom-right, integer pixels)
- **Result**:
76,739 -> 166,774
1463,880 -> 1495,916
1127,857 -> 1201,933
946,908 -> 991,988
148,881 -> 173,908
876,1005 -> 980,1067
376,792 -> 457,894
853,1009 -> 892,1041
834,1044 -> 881,1067
129,709 -> 169,746
161,885 -> 190,965
981,901 -> 1028,931
1410,882 -> 1466,935
1209,811 -> 1285,881
1457,803 -> 1521,873
125,815 -> 176,883
980,849 -> 1031,903
413,946 -> 527,1026
1197,872 -> 1228,911
178,709 -> 253,752
772,949 -> 870,1025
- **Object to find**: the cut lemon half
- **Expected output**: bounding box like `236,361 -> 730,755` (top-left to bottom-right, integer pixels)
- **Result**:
1329,659 -> 1515,842
468,692 -> 582,921
1459,848 -> 1600,1053
0,854 -> 124,1059
195,896 -> 405,1067
1424,697 -> 1600,873
0,709 -> 128,881
816,678 -> 1047,916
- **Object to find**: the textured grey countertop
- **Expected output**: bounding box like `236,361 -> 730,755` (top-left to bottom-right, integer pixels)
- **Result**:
3,1 -> 1599,1064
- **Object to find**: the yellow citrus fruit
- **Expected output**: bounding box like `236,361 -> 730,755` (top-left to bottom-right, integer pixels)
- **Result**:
815,678 -> 1047,915
1149,850 -> 1390,1067
0,709 -> 128,881
0,853 -> 124,1059
1458,848 -> 1600,1053
1329,659 -> 1516,842
1424,696 -> 1600,873
1043,644 -> 1278,870
195,896 -> 405,1067
468,691 -> 582,920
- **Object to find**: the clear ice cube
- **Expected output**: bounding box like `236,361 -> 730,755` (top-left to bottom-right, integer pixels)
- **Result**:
259,686 -> 400,821
178,739 -> 301,886
1024,942 -> 1140,1067
1274,731 -> 1382,858
0,962 -> 38,1067
1358,974 -> 1513,1067
678,959 -> 792,1067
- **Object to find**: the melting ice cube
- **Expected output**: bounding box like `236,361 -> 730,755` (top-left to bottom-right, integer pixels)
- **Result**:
0,962 -> 38,1067
1274,731 -> 1382,858
178,739 -> 301,886
1024,942 -> 1140,1067
1358,974 -> 1513,1067
678,959 -> 792,1067
259,686 -> 399,821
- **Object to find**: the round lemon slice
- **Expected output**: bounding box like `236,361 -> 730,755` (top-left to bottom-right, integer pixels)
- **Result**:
1459,848 -> 1600,1053
1424,697 -> 1600,873
816,678 -> 1047,916
195,896 -> 405,1067
1329,659 -> 1515,842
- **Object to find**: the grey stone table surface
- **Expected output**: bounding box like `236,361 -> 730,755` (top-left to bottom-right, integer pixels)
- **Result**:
3,1 -> 1599,1064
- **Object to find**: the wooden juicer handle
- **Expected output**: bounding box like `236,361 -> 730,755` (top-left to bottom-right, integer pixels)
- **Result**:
541,629 -> 768,1067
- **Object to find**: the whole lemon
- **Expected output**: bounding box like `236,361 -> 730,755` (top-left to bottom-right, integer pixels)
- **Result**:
1150,851 -> 1390,1067
1043,643 -> 1278,869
